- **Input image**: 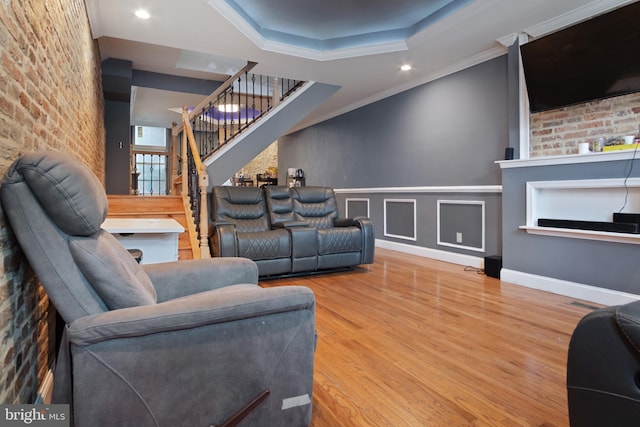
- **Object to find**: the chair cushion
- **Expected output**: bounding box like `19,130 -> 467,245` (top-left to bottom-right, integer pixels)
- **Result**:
6,151 -> 108,236
237,229 -> 291,260
70,231 -> 157,309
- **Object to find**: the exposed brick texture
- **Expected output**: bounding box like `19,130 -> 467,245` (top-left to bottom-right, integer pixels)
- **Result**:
0,0 -> 104,404
236,141 -> 278,184
530,92 -> 640,157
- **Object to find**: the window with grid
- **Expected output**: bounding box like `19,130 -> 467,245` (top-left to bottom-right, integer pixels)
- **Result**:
133,126 -> 169,195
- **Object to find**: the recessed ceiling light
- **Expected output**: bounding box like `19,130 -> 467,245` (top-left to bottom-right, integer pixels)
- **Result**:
400,64 -> 412,71
218,104 -> 240,113
135,9 -> 151,19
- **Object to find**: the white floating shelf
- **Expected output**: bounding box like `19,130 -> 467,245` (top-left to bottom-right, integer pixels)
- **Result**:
519,225 -> 640,245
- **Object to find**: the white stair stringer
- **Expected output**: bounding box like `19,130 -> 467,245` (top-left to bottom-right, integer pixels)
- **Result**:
203,81 -> 340,186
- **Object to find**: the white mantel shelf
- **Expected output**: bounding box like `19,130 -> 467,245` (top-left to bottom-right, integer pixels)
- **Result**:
497,150 -> 640,169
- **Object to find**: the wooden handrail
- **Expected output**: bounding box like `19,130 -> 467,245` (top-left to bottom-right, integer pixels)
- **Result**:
180,107 -> 211,259
181,108 -> 205,172
175,61 -> 258,134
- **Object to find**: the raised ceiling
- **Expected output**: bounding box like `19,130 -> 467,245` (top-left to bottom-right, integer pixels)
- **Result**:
213,0 -> 473,54
85,0 -> 634,131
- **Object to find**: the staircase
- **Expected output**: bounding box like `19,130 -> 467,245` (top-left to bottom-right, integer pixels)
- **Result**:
107,195 -> 196,261
171,63 -> 340,255
203,80 -> 340,185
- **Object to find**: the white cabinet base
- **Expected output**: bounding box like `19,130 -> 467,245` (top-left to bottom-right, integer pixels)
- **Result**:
102,218 -> 185,264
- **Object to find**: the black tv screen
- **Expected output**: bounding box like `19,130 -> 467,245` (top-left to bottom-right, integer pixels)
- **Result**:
520,2 -> 640,113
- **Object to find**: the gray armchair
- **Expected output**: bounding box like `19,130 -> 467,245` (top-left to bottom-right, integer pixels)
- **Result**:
0,152 -> 315,427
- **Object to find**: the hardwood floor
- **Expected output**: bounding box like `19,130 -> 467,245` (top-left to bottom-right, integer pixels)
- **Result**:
261,248 -> 599,427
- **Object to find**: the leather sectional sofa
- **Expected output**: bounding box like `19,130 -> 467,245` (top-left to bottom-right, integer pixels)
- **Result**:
209,186 -> 375,277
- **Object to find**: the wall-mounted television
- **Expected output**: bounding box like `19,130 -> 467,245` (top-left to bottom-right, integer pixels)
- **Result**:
520,2 -> 640,113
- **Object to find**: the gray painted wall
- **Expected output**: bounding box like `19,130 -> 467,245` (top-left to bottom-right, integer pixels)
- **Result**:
279,55 -> 508,189
104,100 -> 131,195
279,56 -> 508,258
502,159 -> 640,293
335,192 -> 502,258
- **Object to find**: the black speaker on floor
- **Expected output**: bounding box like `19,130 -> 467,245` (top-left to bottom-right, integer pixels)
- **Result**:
484,255 -> 502,278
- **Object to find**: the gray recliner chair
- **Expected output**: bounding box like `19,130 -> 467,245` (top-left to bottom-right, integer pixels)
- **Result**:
0,152 -> 316,427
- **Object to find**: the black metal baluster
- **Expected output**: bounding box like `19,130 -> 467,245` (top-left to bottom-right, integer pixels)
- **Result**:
254,73 -> 258,122
244,70 -> 248,132
150,154 -> 155,196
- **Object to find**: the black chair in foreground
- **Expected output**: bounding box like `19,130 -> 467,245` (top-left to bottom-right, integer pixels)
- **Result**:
567,300 -> 640,426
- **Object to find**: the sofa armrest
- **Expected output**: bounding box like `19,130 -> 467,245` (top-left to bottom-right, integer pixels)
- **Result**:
210,222 -> 238,257
143,257 -> 258,302
353,217 -> 375,264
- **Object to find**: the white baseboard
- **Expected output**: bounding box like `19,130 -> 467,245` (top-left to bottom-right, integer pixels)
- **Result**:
501,269 -> 640,306
34,367 -> 54,404
375,239 -> 484,268
375,239 -> 640,306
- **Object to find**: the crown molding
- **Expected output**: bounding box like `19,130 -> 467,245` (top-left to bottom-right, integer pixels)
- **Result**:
523,0 -> 635,39
497,33 -> 519,48
208,0 -> 409,61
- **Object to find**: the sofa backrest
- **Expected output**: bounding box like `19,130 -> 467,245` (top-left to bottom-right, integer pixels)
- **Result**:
291,187 -> 339,229
264,186 -> 295,226
211,186 -> 271,232
265,186 -> 340,229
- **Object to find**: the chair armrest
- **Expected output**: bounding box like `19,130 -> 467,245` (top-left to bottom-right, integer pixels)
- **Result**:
567,305 -> 640,425
617,300 -> 640,351
60,285 -> 316,425
66,285 -> 314,346
143,257 -> 258,302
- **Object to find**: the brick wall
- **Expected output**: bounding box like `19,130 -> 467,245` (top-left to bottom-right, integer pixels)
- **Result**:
237,141 -> 278,183
0,0 -> 104,403
529,92 -> 640,157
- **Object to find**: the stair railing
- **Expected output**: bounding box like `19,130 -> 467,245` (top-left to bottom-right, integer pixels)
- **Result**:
172,61 -> 305,258
178,107 -> 211,259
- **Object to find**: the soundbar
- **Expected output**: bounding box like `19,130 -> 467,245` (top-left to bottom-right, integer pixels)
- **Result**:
537,218 -> 640,234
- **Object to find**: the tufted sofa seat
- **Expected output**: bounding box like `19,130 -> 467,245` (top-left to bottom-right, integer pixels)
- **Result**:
210,186 -> 375,277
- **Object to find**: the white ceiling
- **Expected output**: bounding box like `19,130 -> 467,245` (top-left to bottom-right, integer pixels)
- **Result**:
85,0 -> 634,132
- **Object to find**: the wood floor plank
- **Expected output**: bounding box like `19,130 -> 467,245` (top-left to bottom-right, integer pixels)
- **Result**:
261,248 -> 598,427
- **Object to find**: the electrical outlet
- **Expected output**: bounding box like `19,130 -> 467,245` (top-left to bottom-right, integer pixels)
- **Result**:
456,232 -> 462,243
